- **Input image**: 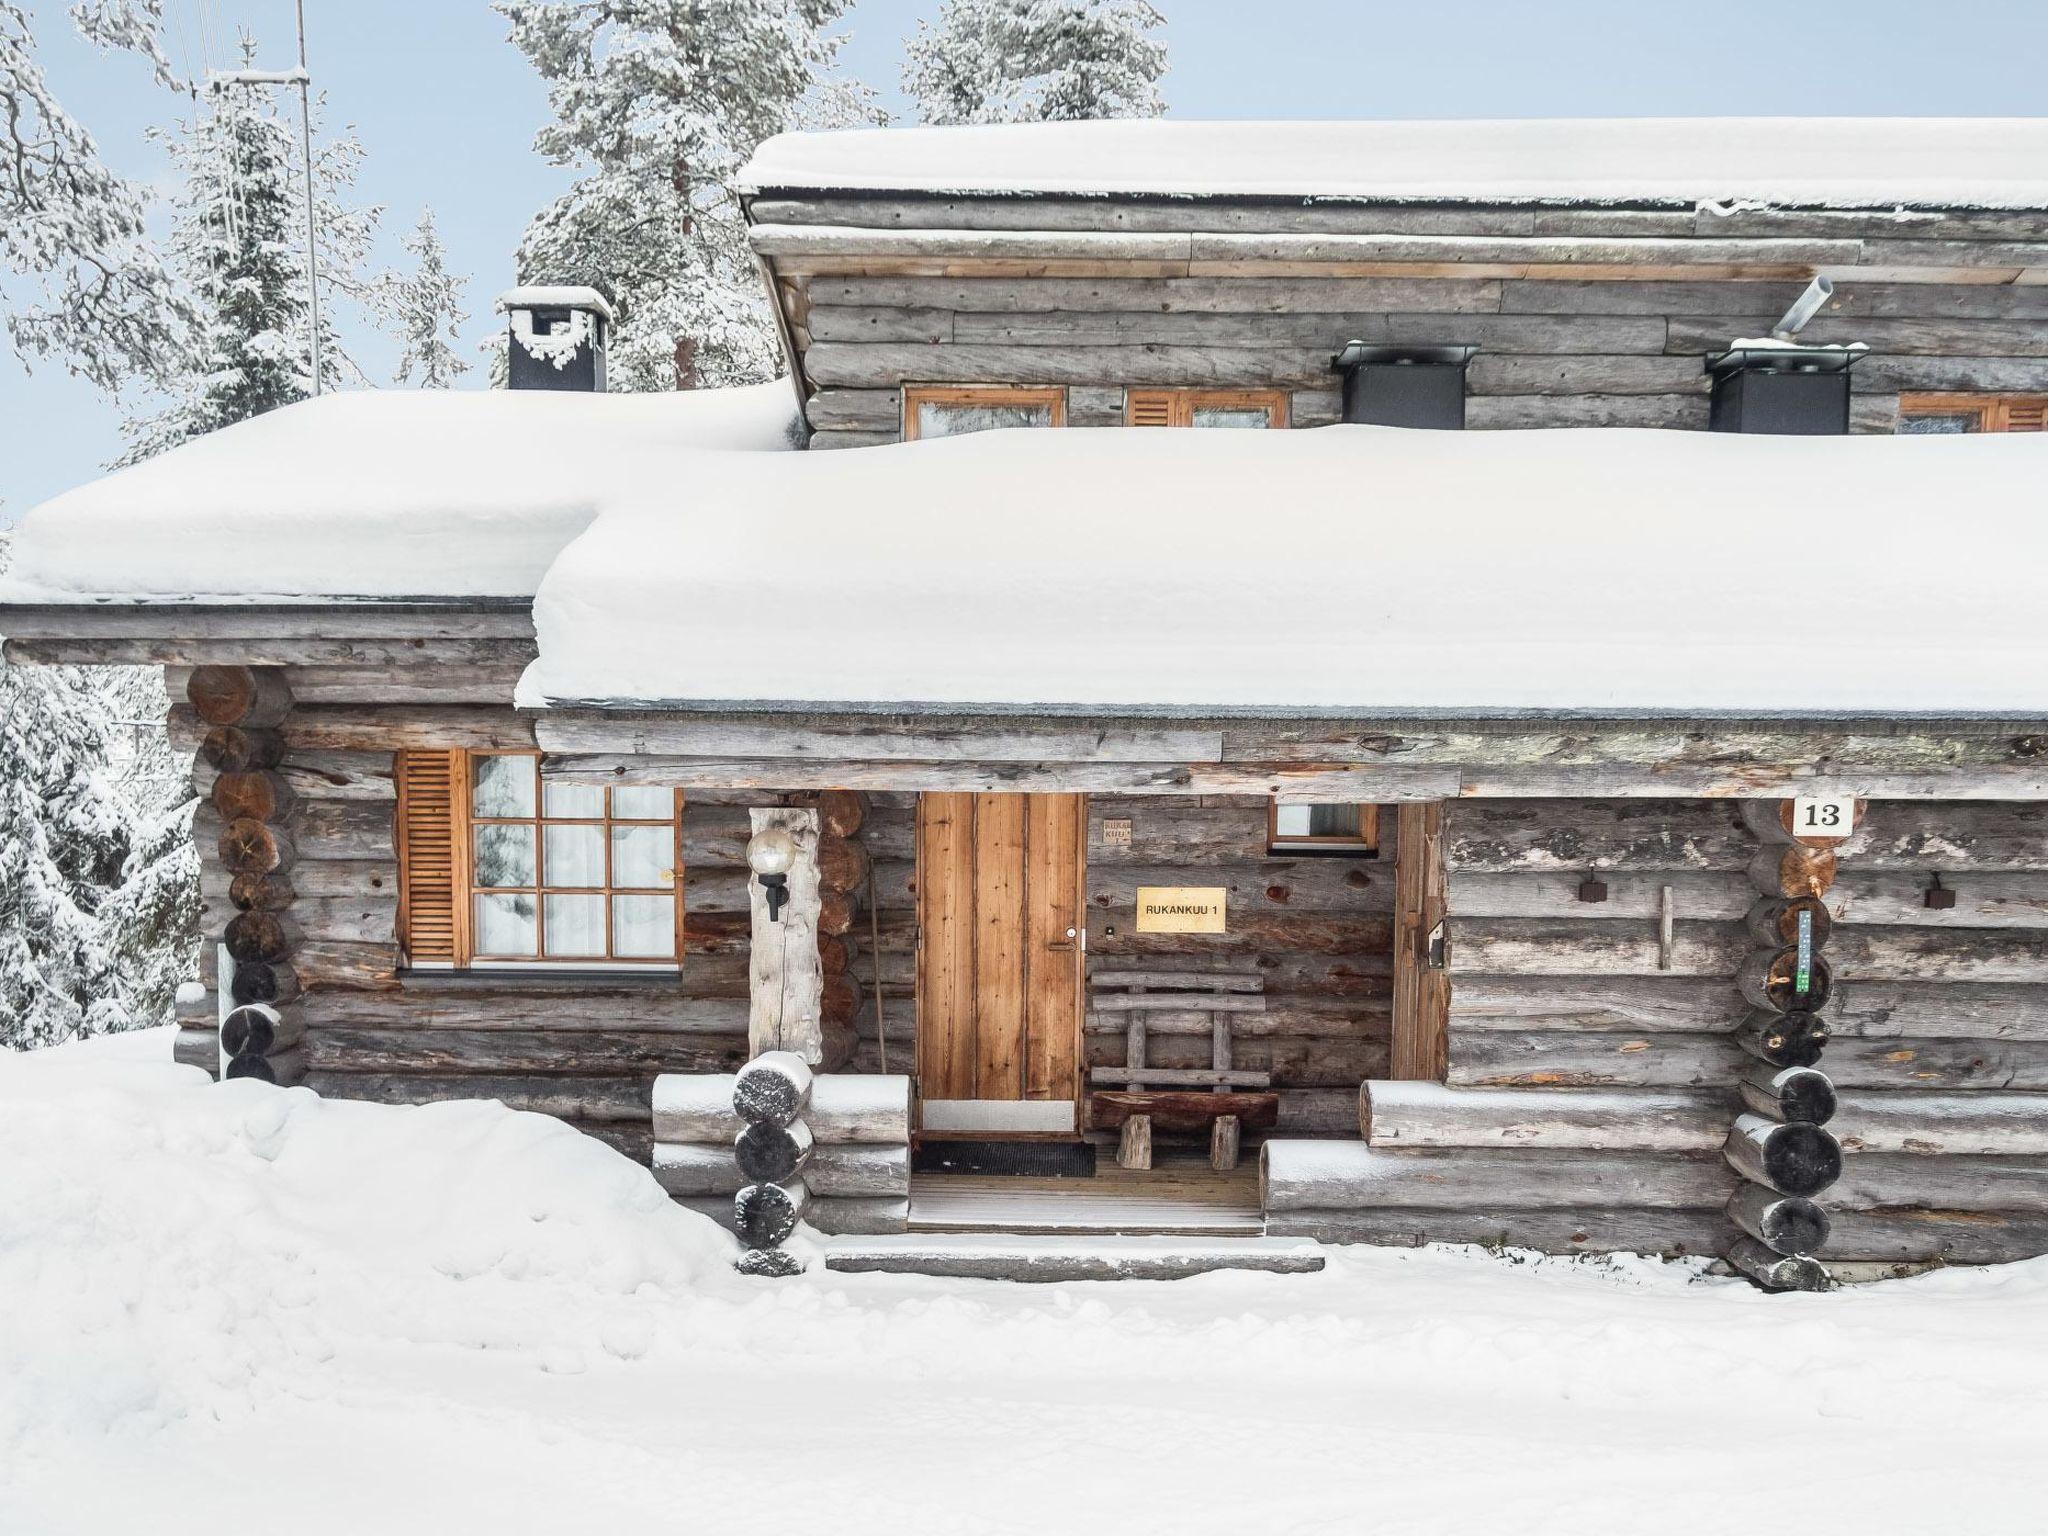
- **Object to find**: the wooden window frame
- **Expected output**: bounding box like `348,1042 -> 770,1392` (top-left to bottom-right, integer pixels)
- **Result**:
458,750 -> 685,970
1126,388 -> 1290,428
902,385 -> 1067,440
1267,801 -> 1381,856
1898,393 -> 2048,433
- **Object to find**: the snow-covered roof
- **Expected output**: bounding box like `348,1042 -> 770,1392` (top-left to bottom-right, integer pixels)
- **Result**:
3,383 -> 800,602
521,425 -> 2048,716
740,118 -> 2048,210
497,285 -> 616,321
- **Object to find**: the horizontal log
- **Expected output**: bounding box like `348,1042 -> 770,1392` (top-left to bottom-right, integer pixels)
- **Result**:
1447,1030 -> 1742,1088
210,770 -> 296,824
224,1046 -> 307,1086
1446,867 -> 2048,928
9,634 -> 537,669
1739,1009 -> 1830,1068
650,1072 -> 911,1144
188,665 -> 291,728
803,1195 -> 910,1236
193,750 -> 396,805
1089,1066 -> 1272,1087
1728,1185 -> 1830,1257
1822,1209 -> 2048,1264
0,601 -> 533,642
172,1027 -> 220,1077
536,714 -> 1225,763
1259,1139 -> 1732,1212
735,1180 -> 806,1248
939,307 -> 1667,354
306,1028 -> 747,1076
805,340 -> 1347,390
1833,1152 -> 2048,1214
1449,975 -> 1742,1034
1359,1081 -> 1732,1151
733,1051 -> 813,1126
220,1002 -> 304,1057
1449,916 -> 1743,978
802,274 -> 1508,315
1831,981 -> 2048,1040
1088,992 -> 1268,1014
306,1070 -> 651,1122
1738,1062 -> 1838,1126
1091,910 -> 1393,958
1465,394 -> 1702,430
652,1141 -> 909,1201
1263,1206 -> 1733,1258
1087,1032 -> 1385,1087
297,982 -> 744,1034
282,705 -> 536,753
735,1118 -> 813,1183
1830,1091 -> 2048,1155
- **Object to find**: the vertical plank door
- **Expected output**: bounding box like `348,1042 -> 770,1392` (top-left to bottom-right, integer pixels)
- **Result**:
917,792 -> 1086,1135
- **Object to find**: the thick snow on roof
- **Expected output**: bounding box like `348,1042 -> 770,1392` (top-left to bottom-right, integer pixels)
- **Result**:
741,118 -> 2048,210
524,425 -> 2048,716
4,382 -> 799,602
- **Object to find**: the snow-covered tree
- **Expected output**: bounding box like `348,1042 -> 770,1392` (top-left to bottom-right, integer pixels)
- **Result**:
381,209 -> 470,387
1,0 -> 187,390
904,0 -> 1167,125
119,49 -> 379,462
497,0 -> 862,391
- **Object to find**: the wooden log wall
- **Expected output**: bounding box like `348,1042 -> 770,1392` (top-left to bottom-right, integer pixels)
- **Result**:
1433,796 -> 2048,1265
748,196 -> 2048,448
1082,795 -> 1391,1137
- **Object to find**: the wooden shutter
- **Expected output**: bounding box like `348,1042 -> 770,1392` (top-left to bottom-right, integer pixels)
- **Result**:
396,748 -> 465,965
1125,389 -> 1179,427
2002,398 -> 2047,432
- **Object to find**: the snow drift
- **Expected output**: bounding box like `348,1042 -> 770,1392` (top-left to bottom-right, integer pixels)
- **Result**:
522,424 -> 2048,715
740,117 -> 2048,209
3,382 -> 800,601
6,1030 -> 2048,1535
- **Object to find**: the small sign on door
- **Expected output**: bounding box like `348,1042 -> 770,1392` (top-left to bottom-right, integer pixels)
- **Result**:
1135,887 -> 1227,934
1792,795 -> 1858,840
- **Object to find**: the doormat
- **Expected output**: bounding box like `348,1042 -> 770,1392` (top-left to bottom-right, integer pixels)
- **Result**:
914,1140 -> 1098,1178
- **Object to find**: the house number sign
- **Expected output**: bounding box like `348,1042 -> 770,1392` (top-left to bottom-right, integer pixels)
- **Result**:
1135,887 -> 1227,934
1792,795 -> 1858,840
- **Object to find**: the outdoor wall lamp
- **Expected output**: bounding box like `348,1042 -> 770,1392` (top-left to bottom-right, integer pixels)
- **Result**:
746,827 -> 796,921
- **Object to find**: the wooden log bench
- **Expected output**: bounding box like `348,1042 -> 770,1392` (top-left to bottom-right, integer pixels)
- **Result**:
1088,969 -> 1279,1172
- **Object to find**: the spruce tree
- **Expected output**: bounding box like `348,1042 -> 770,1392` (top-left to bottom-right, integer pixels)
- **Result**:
497,0 -> 860,391
904,0 -> 1167,125
120,51 -> 377,461
382,209 -> 470,387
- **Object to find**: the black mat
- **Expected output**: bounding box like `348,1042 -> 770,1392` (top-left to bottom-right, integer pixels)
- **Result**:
913,1139 -> 1098,1178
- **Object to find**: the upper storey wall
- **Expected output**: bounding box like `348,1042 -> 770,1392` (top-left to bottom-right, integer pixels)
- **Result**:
745,195 -> 2048,446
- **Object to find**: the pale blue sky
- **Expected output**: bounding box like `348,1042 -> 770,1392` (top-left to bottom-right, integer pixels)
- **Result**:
7,0 -> 2047,516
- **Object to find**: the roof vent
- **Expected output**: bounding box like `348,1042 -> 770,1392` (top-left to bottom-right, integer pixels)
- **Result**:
1333,343 -> 1479,430
1705,344 -> 1863,436
499,286 -> 615,392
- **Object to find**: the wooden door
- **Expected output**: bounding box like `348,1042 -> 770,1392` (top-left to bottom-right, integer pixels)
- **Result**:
916,793 -> 1086,1135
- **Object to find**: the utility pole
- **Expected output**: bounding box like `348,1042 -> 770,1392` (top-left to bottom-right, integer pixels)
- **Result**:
208,2 -> 322,396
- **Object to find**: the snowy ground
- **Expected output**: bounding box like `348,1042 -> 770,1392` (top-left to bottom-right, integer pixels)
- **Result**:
4,1031 -> 2044,1535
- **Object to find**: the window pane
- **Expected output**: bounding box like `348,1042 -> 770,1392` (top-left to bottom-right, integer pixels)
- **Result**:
472,755 -> 535,818
1273,804 -> 1313,837
1307,805 -> 1361,837
1191,407 -> 1274,429
611,825 -> 672,888
544,894 -> 604,957
473,823 -> 536,887
612,895 -> 675,958
543,824 -> 604,887
474,893 -> 537,956
916,402 -> 1053,438
542,781 -> 604,818
1899,413 -> 1979,434
610,785 -> 673,820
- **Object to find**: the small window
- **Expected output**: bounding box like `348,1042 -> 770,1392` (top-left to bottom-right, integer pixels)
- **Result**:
466,752 -> 682,966
904,385 -> 1065,440
1269,802 -> 1380,856
1126,389 -> 1289,428
1898,394 -> 2048,434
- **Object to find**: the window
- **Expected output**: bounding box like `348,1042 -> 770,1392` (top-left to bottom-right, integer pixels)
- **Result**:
396,749 -> 683,969
1898,394 -> 2048,434
904,385 -> 1065,440
1126,389 -> 1289,429
1268,802 -> 1380,856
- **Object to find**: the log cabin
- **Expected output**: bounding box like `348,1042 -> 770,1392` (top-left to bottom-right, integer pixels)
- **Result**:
8,118 -> 2048,1285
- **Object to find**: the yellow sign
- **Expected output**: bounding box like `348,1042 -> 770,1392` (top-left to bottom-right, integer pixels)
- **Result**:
1135,886 -> 1227,934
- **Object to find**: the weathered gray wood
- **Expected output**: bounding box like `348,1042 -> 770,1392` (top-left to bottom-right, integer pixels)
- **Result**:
940,307 -> 1666,353
281,704 -> 536,752
735,1117 -> 814,1183
1090,967 -> 1265,990
1089,1066 -> 1271,1088
1089,992 -> 1268,1013
734,1179 -> 808,1247
807,428 -> 896,450
650,1072 -> 911,1143
1359,1081 -> 1731,1150
1822,1209 -> 2048,1264
223,1045 -> 307,1086
1831,1091 -> 2048,1155
1727,1185 -> 1830,1256
172,1026 -> 221,1077
732,1050 -> 814,1126
1467,395 -> 1704,430
802,274 -> 1506,316
1085,1005 -> 1382,1040
803,1196 -> 910,1236
1470,354 -> 1707,396
1738,1062 -> 1838,1126
804,387 -> 900,431
1259,1139 -> 1732,1212
1065,384 -> 1125,425
0,601 -> 533,641
537,713 -> 1224,763
1725,1114 -> 1842,1197
1728,1237 -> 1829,1292
1116,1114 -> 1152,1170
305,1028 -> 745,1076
307,1070 -> 653,1122
1447,1030 -> 1743,1088
300,982 -> 744,1034
1833,1153 -> 2048,1214
1263,1206 -> 1733,1258
807,305 -> 953,343
806,340 -> 1343,389
1831,981 -> 2048,1040
1210,1115 -> 1241,1172
9,635 -> 536,669
748,809 -> 823,1062
1449,974 -> 1742,1034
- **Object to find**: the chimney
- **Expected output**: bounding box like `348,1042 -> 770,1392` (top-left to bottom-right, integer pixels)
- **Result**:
1332,343 -> 1479,430
499,286 -> 615,392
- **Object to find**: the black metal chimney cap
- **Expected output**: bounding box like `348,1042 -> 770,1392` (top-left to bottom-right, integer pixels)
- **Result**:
1705,346 -> 1864,377
1333,341 -> 1480,371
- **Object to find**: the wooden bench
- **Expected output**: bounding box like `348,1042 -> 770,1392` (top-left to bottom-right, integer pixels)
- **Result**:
1087,969 -> 1279,1172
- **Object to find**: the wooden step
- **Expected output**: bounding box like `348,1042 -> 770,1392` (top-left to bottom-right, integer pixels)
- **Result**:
823,1234 -> 1326,1282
